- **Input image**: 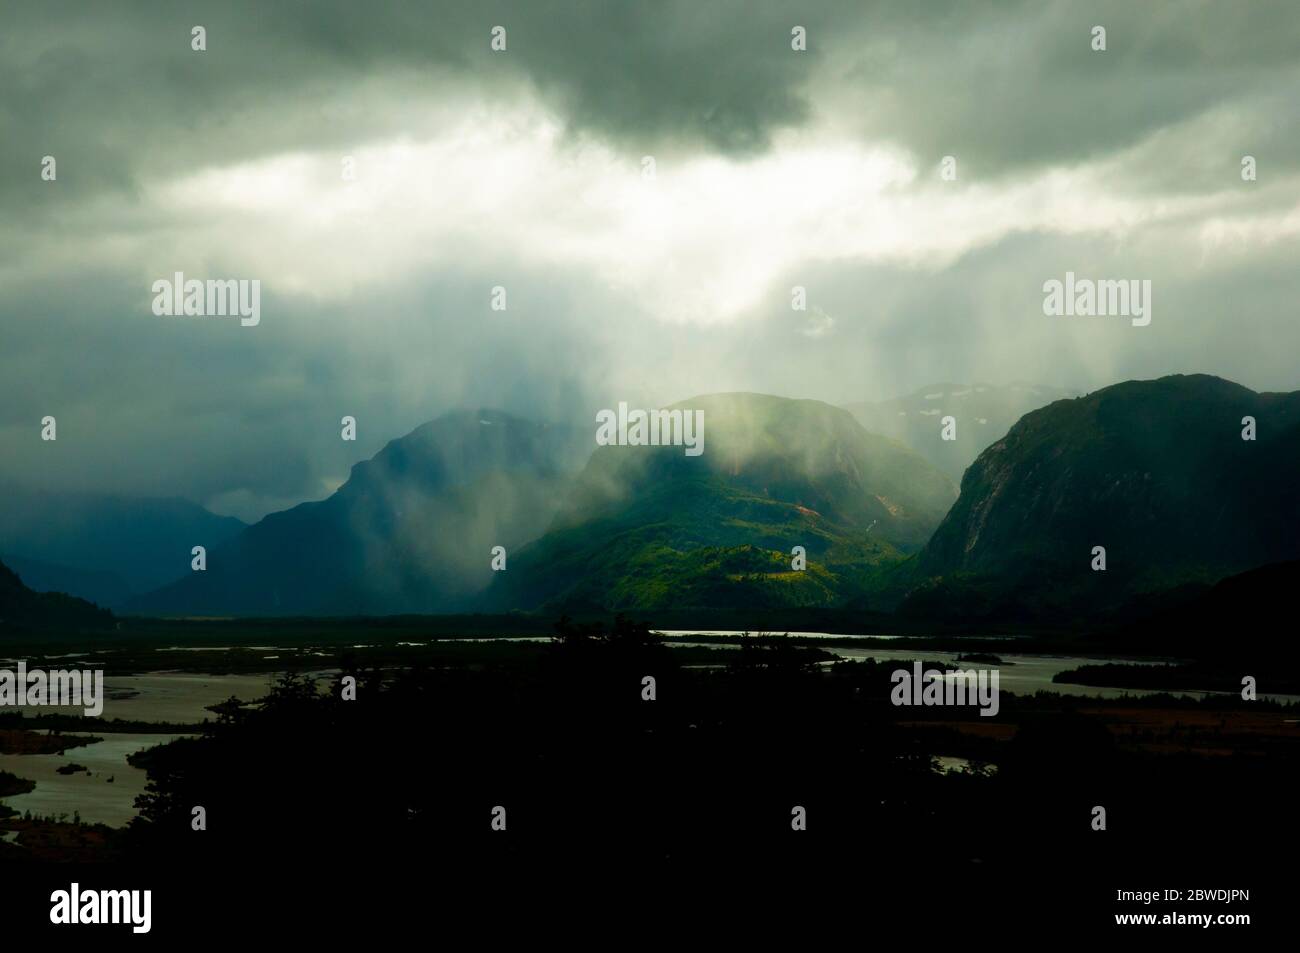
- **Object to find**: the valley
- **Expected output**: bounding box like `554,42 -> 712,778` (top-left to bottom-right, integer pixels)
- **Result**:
2,372 -> 1297,885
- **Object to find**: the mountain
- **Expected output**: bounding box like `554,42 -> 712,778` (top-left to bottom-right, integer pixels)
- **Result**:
0,558 -> 114,633
909,375 -> 1300,616
487,393 -> 958,612
0,554 -> 133,609
130,409 -> 589,616
1095,559 -> 1300,662
843,382 -> 1074,482
0,487 -> 246,603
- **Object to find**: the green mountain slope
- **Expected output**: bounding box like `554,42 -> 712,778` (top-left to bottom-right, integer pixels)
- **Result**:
489,393 -> 957,611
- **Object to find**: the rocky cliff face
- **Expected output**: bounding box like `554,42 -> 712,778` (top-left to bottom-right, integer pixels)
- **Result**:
916,375 -> 1300,599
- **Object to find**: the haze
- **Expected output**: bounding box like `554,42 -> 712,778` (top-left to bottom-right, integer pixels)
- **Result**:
2,0 -> 1298,521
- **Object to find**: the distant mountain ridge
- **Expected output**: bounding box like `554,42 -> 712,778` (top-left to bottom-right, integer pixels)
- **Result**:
0,554 -> 133,609
0,487 -> 246,606
89,374 -> 1300,622
130,409 -> 589,616
0,558 -> 113,633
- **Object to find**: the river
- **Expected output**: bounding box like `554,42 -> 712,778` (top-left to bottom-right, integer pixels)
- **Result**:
3,639 -> 1297,828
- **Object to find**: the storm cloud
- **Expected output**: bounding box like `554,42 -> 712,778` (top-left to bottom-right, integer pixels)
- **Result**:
2,0 -> 1298,520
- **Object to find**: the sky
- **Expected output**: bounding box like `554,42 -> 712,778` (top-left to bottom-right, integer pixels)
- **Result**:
2,0 -> 1298,521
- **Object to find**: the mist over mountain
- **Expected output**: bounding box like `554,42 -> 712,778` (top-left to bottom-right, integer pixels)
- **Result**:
130,409 -> 588,616
488,393 -> 957,612
843,383 -> 1075,483
0,487 -> 246,604
115,376 -> 1300,621
910,374 -> 1300,615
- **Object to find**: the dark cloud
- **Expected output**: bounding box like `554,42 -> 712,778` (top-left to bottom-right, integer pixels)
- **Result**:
2,1 -> 1298,519
829,0 -> 1300,181
5,0 -> 1298,212
1,0 -> 814,218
